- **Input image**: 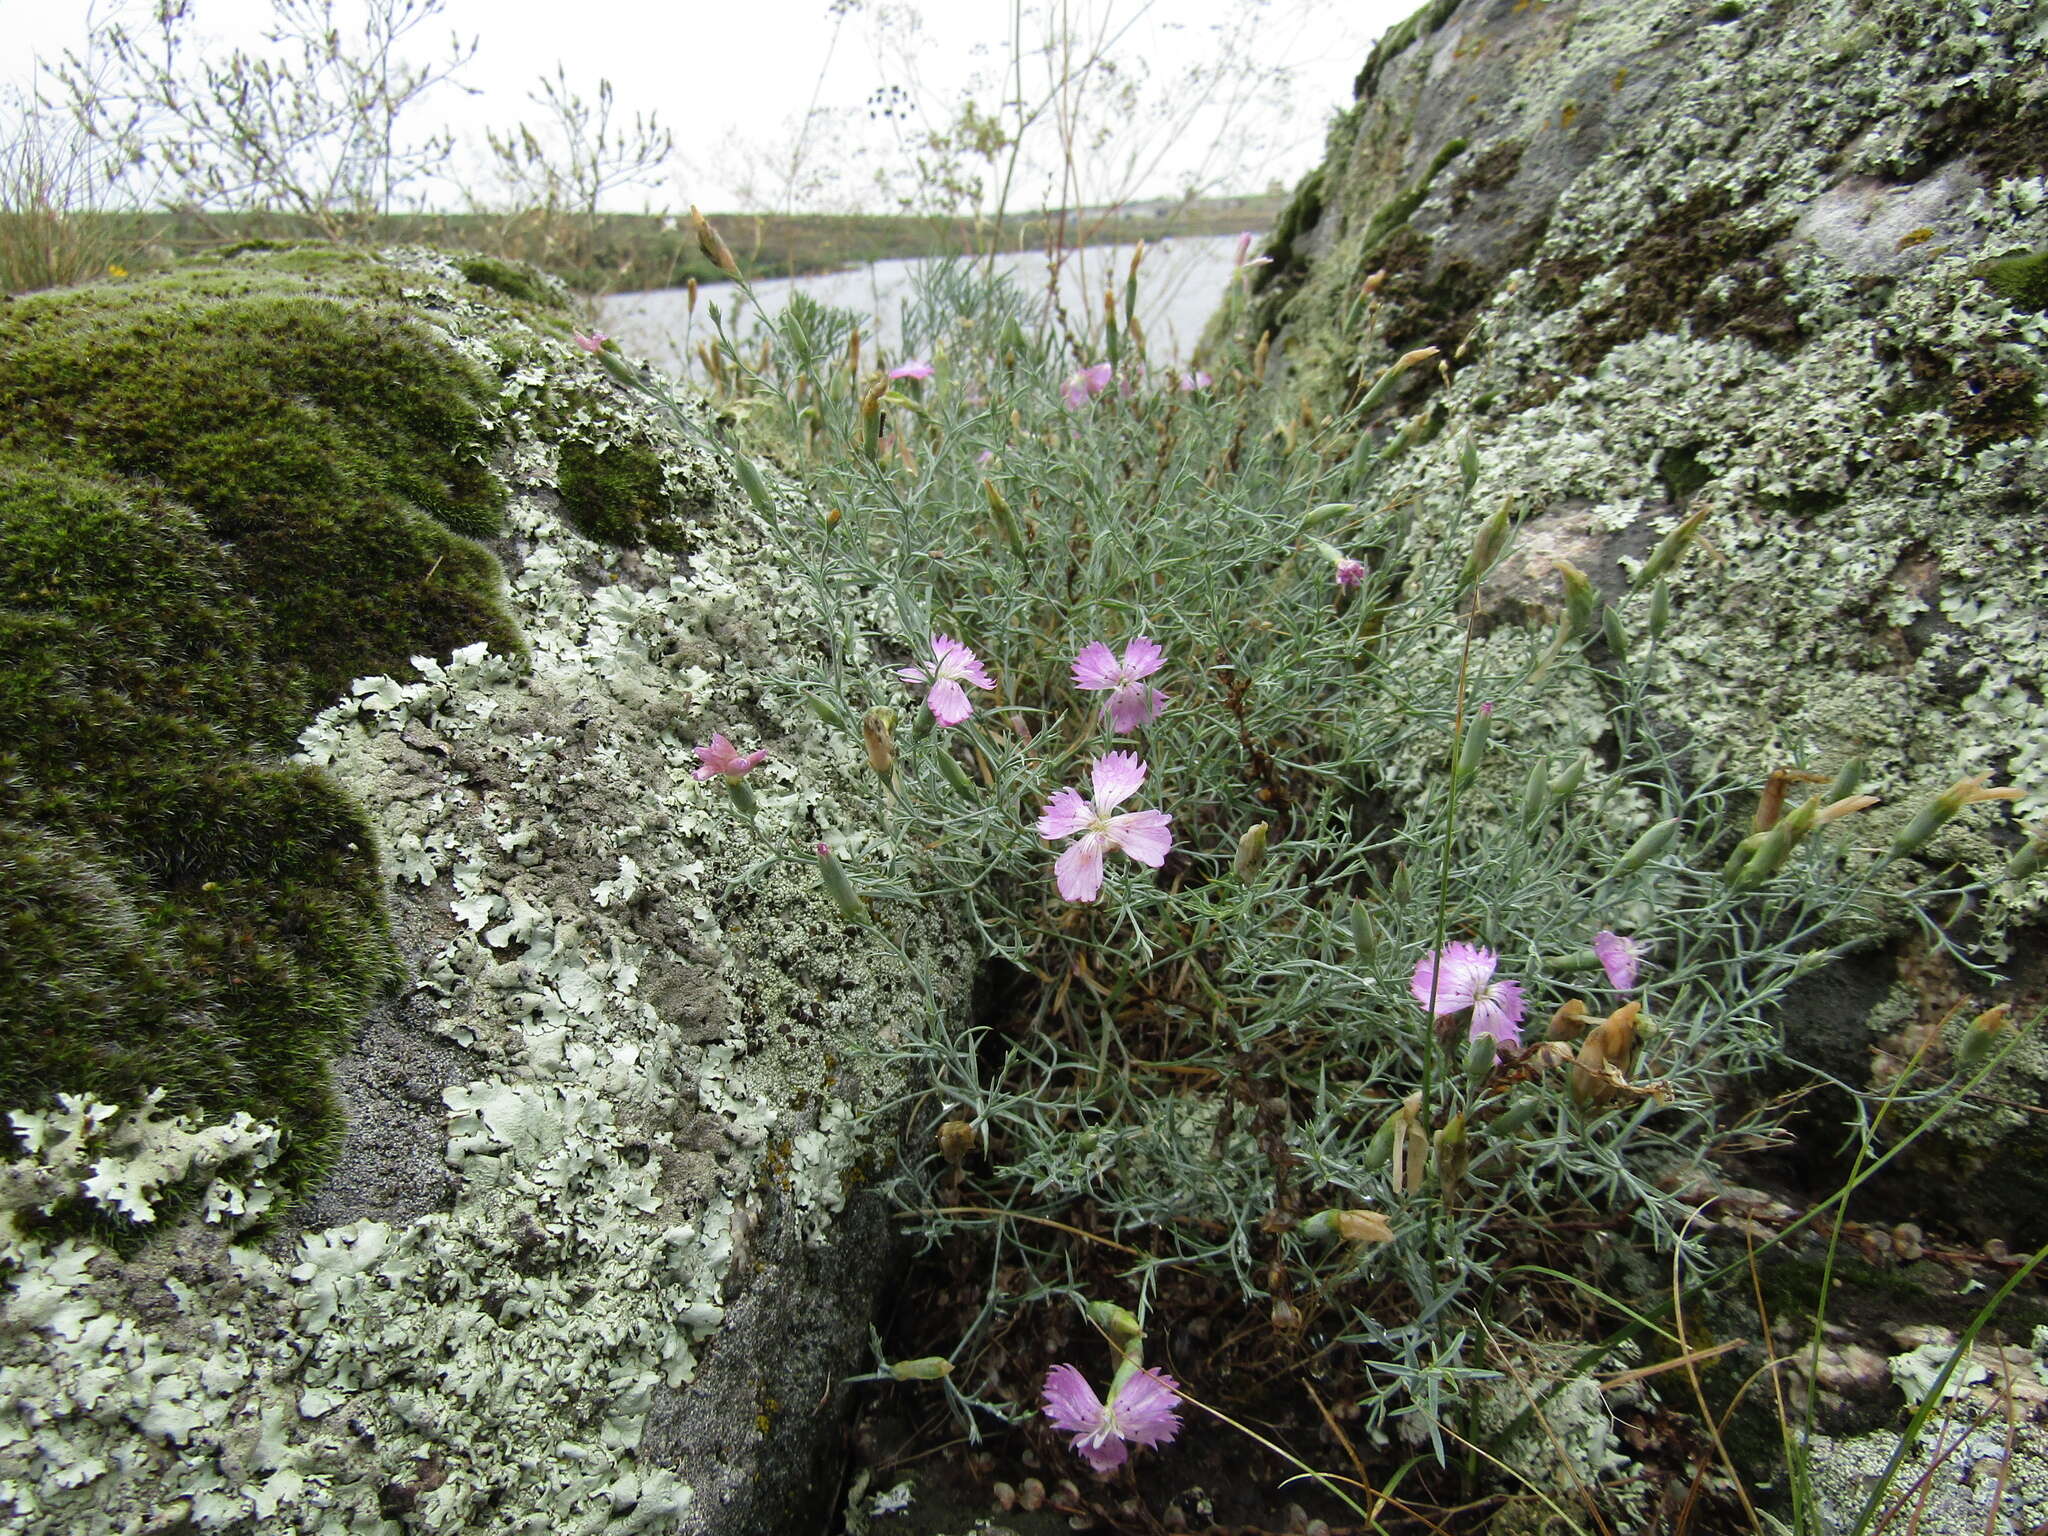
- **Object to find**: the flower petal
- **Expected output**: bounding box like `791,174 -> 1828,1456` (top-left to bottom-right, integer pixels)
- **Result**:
1594,930 -> 1640,993
1054,834 -> 1108,902
1105,683 -> 1167,733
1119,636 -> 1165,680
1077,1432 -> 1128,1473
1412,942 -> 1494,1015
927,679 -> 973,726
1470,980 -> 1526,1049
1090,751 -> 1148,811
1037,787 -> 1095,841
1109,1367 -> 1182,1449
1071,641 -> 1122,692
1106,809 -> 1173,868
1042,1364 -> 1107,1437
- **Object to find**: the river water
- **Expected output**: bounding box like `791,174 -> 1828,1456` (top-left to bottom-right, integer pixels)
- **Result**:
598,234 -> 1244,377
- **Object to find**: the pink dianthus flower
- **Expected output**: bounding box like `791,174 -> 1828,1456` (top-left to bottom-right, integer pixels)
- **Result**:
1335,557 -> 1366,590
572,331 -> 608,352
1037,752 -> 1174,903
1062,362 -> 1114,409
1042,1363 -> 1182,1475
1178,370 -> 1213,392
1594,930 -> 1640,992
693,733 -> 767,781
889,359 -> 935,380
1411,941 -> 1526,1052
1071,636 -> 1168,732
897,633 -> 995,727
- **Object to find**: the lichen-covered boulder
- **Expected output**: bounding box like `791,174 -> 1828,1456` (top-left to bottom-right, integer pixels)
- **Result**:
1224,0 -> 2046,1236
0,248 -> 968,1533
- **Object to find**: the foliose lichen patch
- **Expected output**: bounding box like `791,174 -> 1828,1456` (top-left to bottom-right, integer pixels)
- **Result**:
2,246 -> 968,1532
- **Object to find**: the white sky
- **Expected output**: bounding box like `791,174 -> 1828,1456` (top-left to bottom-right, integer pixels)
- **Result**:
2,0 -> 1413,212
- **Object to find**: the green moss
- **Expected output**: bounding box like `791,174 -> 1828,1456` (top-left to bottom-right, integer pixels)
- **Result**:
0,262 -> 521,707
1534,187 -> 1800,373
0,251 -> 543,1204
1978,248 -> 2048,312
0,460 -> 399,1205
1657,443 -> 1715,503
1359,137 -> 1468,263
556,435 -> 696,553
458,253 -> 569,310
1352,0 -> 1462,103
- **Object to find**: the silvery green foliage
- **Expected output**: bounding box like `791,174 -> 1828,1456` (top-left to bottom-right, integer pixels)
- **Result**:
706,230 -> 2029,1455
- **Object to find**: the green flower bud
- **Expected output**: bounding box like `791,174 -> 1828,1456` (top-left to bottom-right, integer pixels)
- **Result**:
1615,817 -> 1681,877
1086,1301 -> 1144,1342
1363,1117 -> 1396,1172
1300,501 -> 1353,532
1555,559 -> 1598,640
1464,1032 -> 1498,1088
1647,578 -> 1671,639
1460,498 -> 1515,589
807,695 -> 850,731
1601,604 -> 1630,661
2006,826 -> 2048,883
1490,1098 -> 1543,1138
1456,705 -> 1494,781
1521,760 -> 1549,826
1459,433 -> 1481,498
1548,752 -> 1590,802
1233,822 -> 1271,881
1632,504 -> 1711,590
725,779 -> 758,818
1349,900 -> 1375,962
984,478 -> 1027,558
815,842 -> 869,925
731,453 -> 775,517
936,749 -> 977,795
1826,756 -> 1868,805
889,1357 -> 955,1381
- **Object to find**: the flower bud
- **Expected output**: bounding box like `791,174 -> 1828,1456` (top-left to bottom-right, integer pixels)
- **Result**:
1955,1004 -> 2011,1070
730,452 -> 774,517
1363,1116 -> 1396,1171
1632,504 -> 1710,589
1460,498 -> 1515,589
689,204 -> 742,279
1826,756 -> 1867,804
1233,822 -> 1271,881
1891,775 -> 2026,857
935,749 -> 977,795
2006,825 -> 2048,883
889,1356 -> 955,1381
815,842 -> 869,925
1464,1031 -> 1498,1087
1456,704 -> 1493,781
984,478 -> 1027,558
1086,1301 -> 1144,1343
1459,433 -> 1481,498
1434,1114 -> 1470,1196
1491,1098 -> 1543,1138
1601,604 -> 1630,660
1299,1208 -> 1394,1244
1647,579 -> 1671,639
1549,752 -> 1590,802
1521,761 -> 1549,826
1349,899 -> 1375,962
1300,502 -> 1353,532
1356,346 -> 1438,413
860,376 -> 887,461
861,707 -> 899,780
725,779 -> 758,818
1554,559 -> 1598,640
807,695 -> 850,731
1615,817 -> 1681,876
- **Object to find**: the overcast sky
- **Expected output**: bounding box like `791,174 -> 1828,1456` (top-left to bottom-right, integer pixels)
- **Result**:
3,0 -> 1413,212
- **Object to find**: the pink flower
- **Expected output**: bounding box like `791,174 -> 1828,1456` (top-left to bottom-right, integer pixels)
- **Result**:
897,633 -> 995,727
1233,231 -> 1273,270
573,331 -> 609,352
1177,370 -> 1212,392
1062,362 -> 1114,409
1335,557 -> 1365,590
1070,636 -> 1168,732
693,733 -> 767,781
889,359 -> 935,380
1037,752 -> 1174,903
976,449 -> 995,464
1411,942 -> 1526,1051
1594,930 -> 1640,992
1042,1363 -> 1183,1474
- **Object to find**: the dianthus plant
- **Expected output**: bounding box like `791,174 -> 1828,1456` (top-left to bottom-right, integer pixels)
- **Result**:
670,259 -> 2027,1459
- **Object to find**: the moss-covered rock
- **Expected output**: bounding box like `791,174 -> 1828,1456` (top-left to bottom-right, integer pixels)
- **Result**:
0,248 -> 534,1203
456,251 -> 571,310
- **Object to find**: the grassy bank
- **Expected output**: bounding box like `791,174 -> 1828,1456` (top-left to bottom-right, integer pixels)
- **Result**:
23,195 -> 1288,296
